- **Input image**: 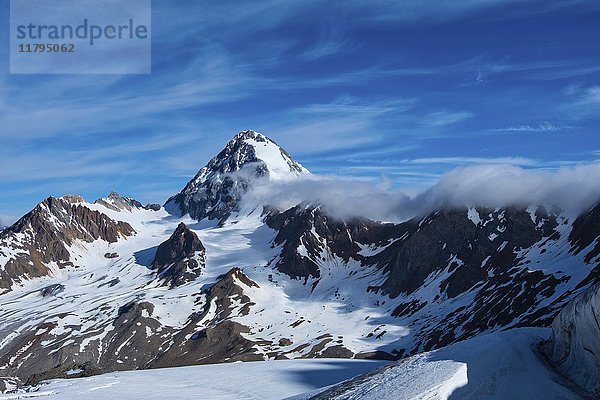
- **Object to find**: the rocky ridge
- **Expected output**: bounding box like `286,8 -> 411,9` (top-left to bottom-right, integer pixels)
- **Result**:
0,195 -> 134,292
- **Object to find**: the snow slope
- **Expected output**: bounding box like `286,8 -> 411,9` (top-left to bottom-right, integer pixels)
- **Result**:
296,328 -> 582,400
0,359 -> 388,400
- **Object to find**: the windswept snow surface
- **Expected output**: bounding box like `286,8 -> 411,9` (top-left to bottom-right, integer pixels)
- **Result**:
294,328 -> 583,400
0,359 -> 389,400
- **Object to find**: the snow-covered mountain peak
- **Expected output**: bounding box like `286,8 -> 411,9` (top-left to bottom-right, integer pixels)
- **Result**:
95,191 -> 142,212
165,130 -> 309,221
94,191 -> 162,213
192,130 -> 308,185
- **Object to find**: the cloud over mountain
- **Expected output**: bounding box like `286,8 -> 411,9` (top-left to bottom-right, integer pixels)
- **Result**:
242,162 -> 600,221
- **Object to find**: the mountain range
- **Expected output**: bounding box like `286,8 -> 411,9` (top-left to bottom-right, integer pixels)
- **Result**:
0,130 -> 599,397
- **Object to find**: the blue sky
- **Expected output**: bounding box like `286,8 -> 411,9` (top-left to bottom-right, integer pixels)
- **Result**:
1,0 -> 600,220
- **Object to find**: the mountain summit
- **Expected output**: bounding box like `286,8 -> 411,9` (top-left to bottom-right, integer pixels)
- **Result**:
165,130 -> 309,221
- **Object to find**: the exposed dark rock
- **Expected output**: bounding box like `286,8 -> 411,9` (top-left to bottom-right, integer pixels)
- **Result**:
0,196 -> 135,291
104,252 -> 119,259
0,376 -> 21,393
39,284 -> 65,297
318,345 -> 354,358
265,204 -> 559,301
262,203 -> 571,355
570,203 -> 600,263
354,351 -> 398,361
24,362 -> 102,386
143,203 -> 161,211
95,192 -> 161,212
372,207 -> 557,298
152,223 -> 206,287
165,130 -> 306,222
264,205 -> 400,281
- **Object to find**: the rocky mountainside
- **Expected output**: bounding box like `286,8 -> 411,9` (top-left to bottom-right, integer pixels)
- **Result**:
165,130 -> 308,222
0,195 -> 135,292
1,131 -> 600,393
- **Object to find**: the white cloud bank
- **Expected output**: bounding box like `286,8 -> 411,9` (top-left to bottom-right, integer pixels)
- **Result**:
242,162 -> 600,222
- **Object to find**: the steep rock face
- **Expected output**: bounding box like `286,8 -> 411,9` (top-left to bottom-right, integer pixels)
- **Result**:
265,205 -> 559,299
265,205 -> 401,281
0,196 -> 135,291
541,282 -> 600,396
165,130 -> 308,222
375,206 -> 558,298
369,206 -> 566,352
152,223 -> 206,287
95,191 -> 161,212
569,203 -> 600,291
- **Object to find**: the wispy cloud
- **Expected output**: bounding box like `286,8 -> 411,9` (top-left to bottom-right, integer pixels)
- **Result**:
300,21 -> 352,60
489,122 -> 569,133
294,95 -> 414,116
421,111 -> 473,128
349,0 -> 600,26
407,156 -> 538,166
583,86 -> 600,103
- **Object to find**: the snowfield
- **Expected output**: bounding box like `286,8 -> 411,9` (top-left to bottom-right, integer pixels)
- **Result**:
0,328 -> 584,400
0,359 -> 389,400
293,328 -> 583,400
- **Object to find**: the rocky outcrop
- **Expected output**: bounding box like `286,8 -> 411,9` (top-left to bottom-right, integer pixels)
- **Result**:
0,196 -> 135,291
165,130 -> 308,222
370,206 -> 565,351
152,223 -> 206,287
541,282 -> 600,397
